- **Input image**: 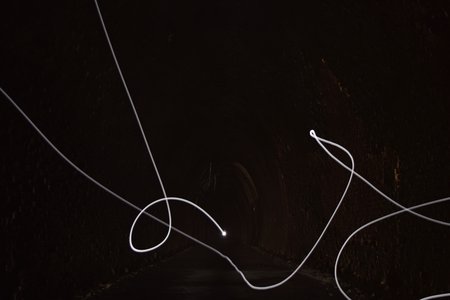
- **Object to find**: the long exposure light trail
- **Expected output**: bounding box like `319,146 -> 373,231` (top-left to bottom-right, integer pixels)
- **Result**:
1,1 -> 449,298
2,83 -> 449,299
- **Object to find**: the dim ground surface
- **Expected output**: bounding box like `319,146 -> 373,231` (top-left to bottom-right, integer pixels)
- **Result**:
89,244 -> 344,300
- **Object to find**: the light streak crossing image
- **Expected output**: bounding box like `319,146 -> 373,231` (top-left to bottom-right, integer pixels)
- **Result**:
1,1 -> 450,299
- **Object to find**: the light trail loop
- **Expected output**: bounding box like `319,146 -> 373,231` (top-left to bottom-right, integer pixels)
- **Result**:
2,85 -> 450,298
129,196 -> 226,253
1,1 -> 450,297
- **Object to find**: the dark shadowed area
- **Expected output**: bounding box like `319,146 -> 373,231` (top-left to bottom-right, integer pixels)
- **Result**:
1,0 -> 450,299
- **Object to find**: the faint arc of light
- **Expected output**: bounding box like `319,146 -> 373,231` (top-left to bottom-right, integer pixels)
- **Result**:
1,0 -> 450,298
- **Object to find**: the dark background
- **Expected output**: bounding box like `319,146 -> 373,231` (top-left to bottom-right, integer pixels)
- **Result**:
1,0 -> 450,299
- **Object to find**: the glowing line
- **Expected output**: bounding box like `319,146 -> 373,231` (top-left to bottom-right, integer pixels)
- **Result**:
129,197 -> 226,253
90,0 -> 356,290
310,130 -> 450,299
310,130 -> 450,227
0,86 -> 224,259
421,294 -> 450,300
4,83 -> 449,298
1,1 -> 449,297
94,0 -> 172,252
334,196 -> 450,300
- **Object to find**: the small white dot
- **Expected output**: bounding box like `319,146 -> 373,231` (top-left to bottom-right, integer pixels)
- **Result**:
222,231 -> 227,237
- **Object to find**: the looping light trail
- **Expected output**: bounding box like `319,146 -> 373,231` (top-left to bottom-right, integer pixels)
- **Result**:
129,196 -> 226,253
1,1 -> 449,298
309,129 -> 450,300
2,82 -> 449,300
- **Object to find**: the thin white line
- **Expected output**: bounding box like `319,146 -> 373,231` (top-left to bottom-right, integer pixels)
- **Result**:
0,83 -> 450,299
0,85 -> 226,260
4,83 -> 449,297
310,130 -> 450,227
421,293 -> 450,300
334,195 -> 450,300
129,196 -> 226,253
2,3 -> 450,297
94,0 -> 172,252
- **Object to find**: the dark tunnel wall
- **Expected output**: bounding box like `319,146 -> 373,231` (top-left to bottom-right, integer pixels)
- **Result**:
1,0 -> 450,299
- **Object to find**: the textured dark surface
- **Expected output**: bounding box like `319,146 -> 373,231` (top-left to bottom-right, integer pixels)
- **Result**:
1,0 -> 450,299
90,245 -> 344,300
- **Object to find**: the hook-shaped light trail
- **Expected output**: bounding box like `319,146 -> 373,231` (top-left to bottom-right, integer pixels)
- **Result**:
1,1 -> 449,298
